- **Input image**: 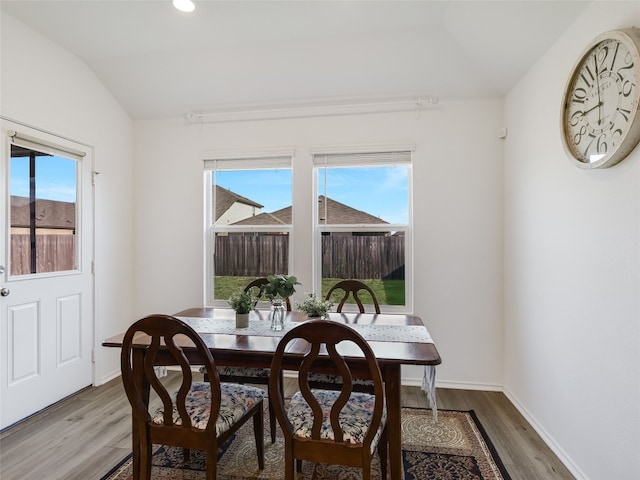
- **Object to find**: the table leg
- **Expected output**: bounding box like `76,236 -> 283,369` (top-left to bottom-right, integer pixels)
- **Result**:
384,363 -> 403,480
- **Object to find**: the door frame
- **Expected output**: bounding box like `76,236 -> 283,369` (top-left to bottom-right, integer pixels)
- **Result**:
0,117 -> 96,428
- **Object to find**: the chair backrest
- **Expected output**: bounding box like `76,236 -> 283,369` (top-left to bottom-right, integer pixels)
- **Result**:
244,277 -> 292,311
120,314 -> 221,437
325,280 -> 381,314
269,320 -> 385,448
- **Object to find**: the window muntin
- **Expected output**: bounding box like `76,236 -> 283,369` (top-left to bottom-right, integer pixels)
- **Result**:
205,157 -> 293,305
315,156 -> 412,311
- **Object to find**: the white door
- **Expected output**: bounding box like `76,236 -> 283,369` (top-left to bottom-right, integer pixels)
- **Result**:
0,121 -> 94,429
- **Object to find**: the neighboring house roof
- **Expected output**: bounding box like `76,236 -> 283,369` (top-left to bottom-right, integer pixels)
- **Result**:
232,207 -> 290,226
318,195 -> 387,224
11,195 -> 75,230
214,185 -> 263,221
232,195 -> 388,225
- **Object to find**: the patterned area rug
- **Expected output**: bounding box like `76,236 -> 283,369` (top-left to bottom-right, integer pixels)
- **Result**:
102,408 -> 511,480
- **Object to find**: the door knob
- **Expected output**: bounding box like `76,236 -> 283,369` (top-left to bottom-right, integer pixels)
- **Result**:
0,287 -> 9,297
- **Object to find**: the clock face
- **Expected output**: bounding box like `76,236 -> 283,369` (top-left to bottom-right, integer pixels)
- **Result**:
562,29 -> 640,169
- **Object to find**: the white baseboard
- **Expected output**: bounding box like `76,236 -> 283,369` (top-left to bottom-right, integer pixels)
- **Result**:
422,379 -> 584,480
282,372 -> 503,392
431,379 -> 503,391
502,387 -> 587,480
105,367 -> 502,392
95,369 -> 121,386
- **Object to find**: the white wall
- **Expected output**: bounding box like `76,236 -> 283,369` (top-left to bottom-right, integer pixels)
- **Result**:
6,4 -> 640,477
9,4 -> 638,478
133,99 -> 505,388
504,2 -> 640,479
0,14 -> 134,384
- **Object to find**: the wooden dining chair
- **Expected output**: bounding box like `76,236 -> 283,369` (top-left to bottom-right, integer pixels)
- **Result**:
307,279 -> 380,392
269,320 -> 388,480
205,277 -> 290,443
325,279 -> 381,314
121,314 -> 265,480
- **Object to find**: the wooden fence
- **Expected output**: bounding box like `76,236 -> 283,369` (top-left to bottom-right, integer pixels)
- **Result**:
11,234 -> 75,275
321,234 -> 405,280
10,233 -> 404,279
214,235 -> 289,277
215,234 -> 404,280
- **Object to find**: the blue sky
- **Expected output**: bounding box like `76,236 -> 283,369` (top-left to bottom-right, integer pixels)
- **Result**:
10,155 -> 77,203
216,165 -> 409,224
11,157 -> 409,224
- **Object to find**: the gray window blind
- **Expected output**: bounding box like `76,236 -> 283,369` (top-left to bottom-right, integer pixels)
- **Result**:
204,155 -> 291,171
312,150 -> 411,166
9,130 -> 86,161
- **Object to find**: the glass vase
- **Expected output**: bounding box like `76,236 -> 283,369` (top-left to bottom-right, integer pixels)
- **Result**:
270,300 -> 285,331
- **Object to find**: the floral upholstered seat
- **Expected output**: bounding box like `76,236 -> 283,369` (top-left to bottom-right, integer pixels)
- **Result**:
152,382 -> 265,435
306,372 -> 374,388
198,362 -> 278,443
288,389 -> 386,453
198,365 -> 271,378
217,366 -> 270,378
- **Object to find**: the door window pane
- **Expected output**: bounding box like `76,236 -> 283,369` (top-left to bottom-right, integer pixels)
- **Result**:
9,144 -> 77,275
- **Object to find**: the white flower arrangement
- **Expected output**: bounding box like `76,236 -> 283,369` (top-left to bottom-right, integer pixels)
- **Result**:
228,290 -> 257,314
296,292 -> 334,318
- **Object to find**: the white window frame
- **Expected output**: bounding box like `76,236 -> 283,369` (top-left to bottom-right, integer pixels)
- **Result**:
203,150 -> 294,307
312,146 -> 414,314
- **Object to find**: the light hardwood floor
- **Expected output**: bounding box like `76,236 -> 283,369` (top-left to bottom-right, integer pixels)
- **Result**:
0,373 -> 575,480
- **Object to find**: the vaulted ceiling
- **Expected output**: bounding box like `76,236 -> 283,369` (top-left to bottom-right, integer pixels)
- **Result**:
1,1 -> 589,119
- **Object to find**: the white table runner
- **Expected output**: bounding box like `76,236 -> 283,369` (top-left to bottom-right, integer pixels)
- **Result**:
177,317 -> 296,336
178,317 -> 433,342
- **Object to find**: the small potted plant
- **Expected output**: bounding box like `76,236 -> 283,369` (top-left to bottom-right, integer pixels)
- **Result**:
296,292 -> 334,318
228,290 -> 256,328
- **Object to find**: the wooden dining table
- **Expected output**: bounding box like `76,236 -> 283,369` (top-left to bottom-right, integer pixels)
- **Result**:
103,307 -> 441,480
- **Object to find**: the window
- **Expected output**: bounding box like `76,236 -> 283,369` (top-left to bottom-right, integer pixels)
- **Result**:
9,136 -> 80,276
204,154 -> 293,305
314,150 -> 412,312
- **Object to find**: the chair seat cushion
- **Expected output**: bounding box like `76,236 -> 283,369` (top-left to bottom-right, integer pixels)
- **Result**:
152,382 -> 265,436
218,366 -> 270,378
307,372 -> 374,387
198,365 -> 270,379
288,389 -> 386,451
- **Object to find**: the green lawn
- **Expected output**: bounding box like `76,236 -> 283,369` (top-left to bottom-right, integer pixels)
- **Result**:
214,276 -> 405,306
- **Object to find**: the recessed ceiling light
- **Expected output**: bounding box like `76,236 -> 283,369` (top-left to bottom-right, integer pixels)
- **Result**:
173,0 -> 195,13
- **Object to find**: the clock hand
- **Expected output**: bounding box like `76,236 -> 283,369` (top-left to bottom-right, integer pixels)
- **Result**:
583,101 -> 603,115
594,54 -> 602,125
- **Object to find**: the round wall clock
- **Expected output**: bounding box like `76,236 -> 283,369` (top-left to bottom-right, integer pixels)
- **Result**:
561,28 -> 640,169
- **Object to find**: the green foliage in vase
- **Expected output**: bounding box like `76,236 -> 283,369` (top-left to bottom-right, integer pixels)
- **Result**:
262,274 -> 300,301
296,292 -> 334,317
228,290 -> 257,314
